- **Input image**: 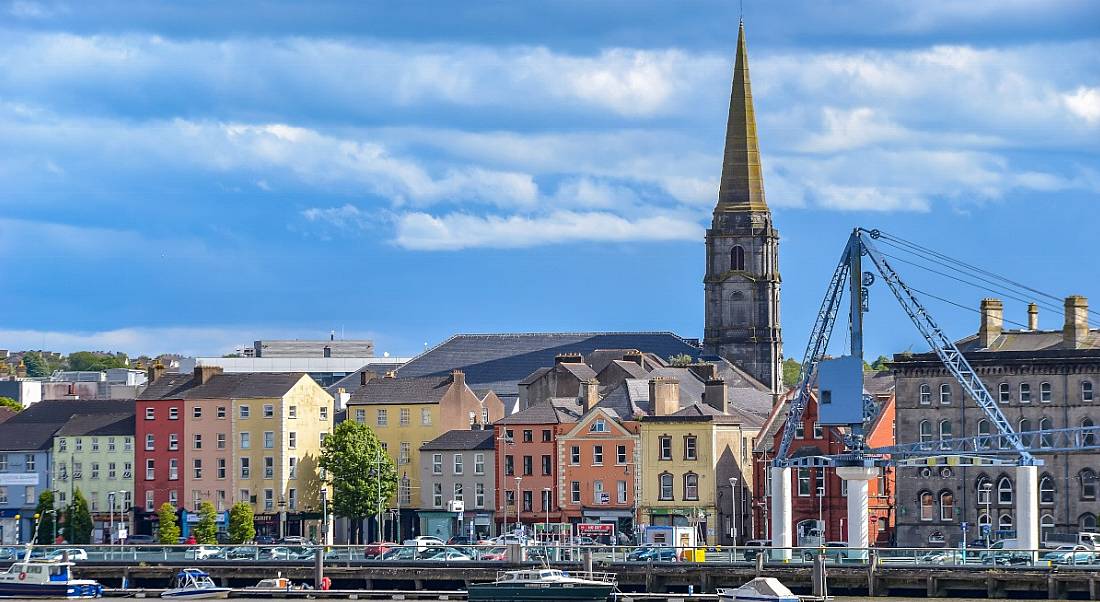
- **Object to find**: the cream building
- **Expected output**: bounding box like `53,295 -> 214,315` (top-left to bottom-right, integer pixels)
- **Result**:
53,411 -> 135,542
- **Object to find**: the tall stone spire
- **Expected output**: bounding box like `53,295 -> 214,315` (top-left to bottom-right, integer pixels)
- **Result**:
715,20 -> 767,213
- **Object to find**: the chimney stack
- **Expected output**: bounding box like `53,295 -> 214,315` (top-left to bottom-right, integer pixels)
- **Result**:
650,377 -> 680,416
360,370 -> 378,386
334,387 -> 349,412
1064,296 -> 1089,349
147,362 -> 166,383
555,353 -> 584,365
580,378 -> 600,413
452,370 -> 466,389
978,298 -> 1003,348
623,351 -> 644,366
704,378 -> 728,414
688,362 -> 718,382
1028,302 -> 1039,331
194,365 -> 223,385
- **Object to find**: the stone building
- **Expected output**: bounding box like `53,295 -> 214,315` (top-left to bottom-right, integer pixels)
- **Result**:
703,21 -> 783,395
418,428 -> 496,541
892,296 -> 1100,547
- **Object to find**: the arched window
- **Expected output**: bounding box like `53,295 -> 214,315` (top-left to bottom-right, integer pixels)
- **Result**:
1081,469 -> 1097,501
658,473 -> 674,501
1083,381 -> 1094,403
919,491 -> 934,521
1081,513 -> 1098,531
998,382 -> 1010,403
978,512 -> 992,529
730,246 -> 746,271
1040,474 -> 1055,505
1041,514 -> 1055,541
919,420 -> 933,444
940,384 -> 952,404
939,420 -> 952,450
683,472 -> 699,501
1019,383 -> 1031,403
977,420 -> 991,450
998,513 -> 1014,531
939,491 -> 955,521
1018,418 -> 1032,447
1084,418 -> 1096,447
997,476 -> 1013,505
919,384 -> 931,405
976,475 -> 992,505
1040,382 -> 1052,403
1039,417 -> 1053,448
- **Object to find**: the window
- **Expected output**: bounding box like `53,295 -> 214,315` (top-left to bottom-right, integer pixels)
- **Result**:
570,446 -> 580,465
794,421 -> 805,439
58,438 -> 67,452
504,455 -> 514,476
145,434 -> 155,451
1084,418 -> 1096,446
0,487 -> 5,504
522,490 -> 532,513
376,409 -> 387,426
1040,475 -> 1055,505
797,468 -> 811,496
264,489 -> 273,510
263,457 -> 274,479
919,384 -> 931,405
240,405 -> 250,419
432,453 -> 443,474
193,434 -> 202,450
617,480 -> 628,503
145,407 -> 155,420
592,419 -> 609,433
475,483 -> 485,508
997,476 -> 1013,504
976,476 -> 992,505
998,513 -> 1013,531
1084,381 -> 1095,402
193,406 -> 202,419
1081,469 -> 1097,500
571,481 -> 581,503
108,462 -> 116,479
168,434 -> 178,451
998,382 -> 1010,402
940,384 -> 952,405
399,442 -> 410,465
320,406 -> 329,420
593,445 -> 604,465
262,404 -> 273,418
1018,418 -> 1032,446
542,429 -> 551,442
263,431 -> 274,449
522,430 -> 532,443
288,457 -> 297,479
124,462 -> 132,478
919,420 -> 933,444
421,408 -> 432,425
1019,383 -> 1031,403
288,488 -> 297,510
919,491 -> 934,521
684,436 -> 698,460
1039,417 -> 1053,448
541,455 -> 551,475
523,456 -> 532,476
169,407 -> 178,420
217,433 -> 226,449
938,420 -> 952,448
659,436 -> 672,460
1081,513 -> 1098,531
75,438 -> 82,452
355,409 -> 365,423
454,482 -> 464,502
976,420 -> 991,450
978,512 -> 991,529
288,432 -> 297,449
432,483 -> 443,508
169,459 -> 178,480
217,459 -> 226,479
659,473 -> 673,500
399,408 -> 410,425
399,476 -> 411,505
240,458 -> 250,479
145,459 -> 155,480
540,488 -> 550,511
617,445 -> 627,464
1040,382 -> 1052,403
474,453 -> 485,475
91,437 -> 100,452
454,454 -> 463,475
217,406 -> 226,419
939,491 -> 954,521
108,437 -> 116,452
288,405 -> 297,419
813,421 -> 824,439
193,459 -> 203,479
684,472 -> 699,500
73,461 -> 82,479
730,245 -> 745,271
240,432 -> 250,449
167,490 -> 178,506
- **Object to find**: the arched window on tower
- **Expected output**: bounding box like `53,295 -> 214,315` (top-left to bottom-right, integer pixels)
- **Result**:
1040,474 -> 1055,505
731,245 -> 746,271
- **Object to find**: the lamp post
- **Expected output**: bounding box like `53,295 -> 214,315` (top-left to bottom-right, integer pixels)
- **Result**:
542,487 -> 552,536
514,477 -> 522,535
496,432 -> 514,537
729,477 -> 739,548
320,487 -> 330,546
278,496 -> 287,541
981,482 -> 993,543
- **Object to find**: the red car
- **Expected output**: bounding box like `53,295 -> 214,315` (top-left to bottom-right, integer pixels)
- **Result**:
363,542 -> 397,558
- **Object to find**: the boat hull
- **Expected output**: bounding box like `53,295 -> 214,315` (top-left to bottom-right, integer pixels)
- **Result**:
468,582 -> 614,602
717,591 -> 799,602
0,582 -> 103,599
160,588 -> 232,599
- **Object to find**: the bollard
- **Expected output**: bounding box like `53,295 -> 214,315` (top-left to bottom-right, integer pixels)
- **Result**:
811,553 -> 827,599
755,553 -> 764,576
314,545 -> 324,589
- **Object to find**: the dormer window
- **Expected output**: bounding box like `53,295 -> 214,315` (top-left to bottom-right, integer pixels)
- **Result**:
591,419 -> 609,433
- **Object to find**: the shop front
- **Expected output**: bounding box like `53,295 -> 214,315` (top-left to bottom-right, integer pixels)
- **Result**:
646,506 -> 715,544
253,513 -> 278,537
180,510 -> 229,538
580,508 -> 634,544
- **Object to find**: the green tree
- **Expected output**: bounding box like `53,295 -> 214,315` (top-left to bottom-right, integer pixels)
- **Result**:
227,502 -> 256,544
67,351 -> 128,372
782,358 -> 803,388
33,490 -> 56,544
869,354 -> 891,371
66,488 -> 93,544
21,352 -> 49,377
192,501 -> 219,544
667,353 -> 694,367
0,396 -> 21,412
157,503 -> 181,544
319,420 -> 396,544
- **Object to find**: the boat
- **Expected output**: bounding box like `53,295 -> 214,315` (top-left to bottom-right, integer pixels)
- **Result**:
160,569 -> 231,599
0,559 -> 103,598
467,568 -> 616,602
717,577 -> 800,602
247,576 -> 310,591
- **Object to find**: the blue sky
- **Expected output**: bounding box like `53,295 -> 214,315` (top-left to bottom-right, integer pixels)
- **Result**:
1,0 -> 1097,359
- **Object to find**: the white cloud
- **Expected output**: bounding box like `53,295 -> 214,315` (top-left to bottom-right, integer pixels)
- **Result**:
1064,86 -> 1100,125
394,210 -> 702,250
799,107 -> 908,153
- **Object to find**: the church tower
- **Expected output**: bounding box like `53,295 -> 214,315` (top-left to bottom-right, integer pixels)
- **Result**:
703,21 -> 783,394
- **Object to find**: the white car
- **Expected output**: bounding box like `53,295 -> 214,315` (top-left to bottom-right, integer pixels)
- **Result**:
403,536 -> 444,551
184,545 -> 224,560
47,548 -> 87,561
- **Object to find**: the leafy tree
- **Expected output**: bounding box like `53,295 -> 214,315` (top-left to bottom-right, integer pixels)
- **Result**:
782,358 -> 803,388
33,491 -> 56,544
227,502 -> 256,544
192,501 -> 219,544
67,351 -> 128,372
66,489 -> 93,544
667,353 -> 694,367
870,354 -> 891,371
319,420 -> 396,544
21,352 -> 49,377
157,503 -> 181,544
0,396 -> 21,412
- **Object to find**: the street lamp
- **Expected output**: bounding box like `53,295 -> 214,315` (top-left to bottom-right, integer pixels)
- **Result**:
496,432 -> 514,537
514,477 -> 523,535
542,487 -> 552,536
980,482 -> 994,543
729,477 -> 739,547
107,490 -> 128,545
278,496 -> 287,541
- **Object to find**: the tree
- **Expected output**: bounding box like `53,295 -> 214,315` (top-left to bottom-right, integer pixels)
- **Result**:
66,488 -> 93,544
157,503 -> 181,544
67,351 -> 128,372
782,358 -> 802,388
21,352 -> 49,377
227,502 -> 256,544
33,490 -> 56,544
192,501 -> 219,544
319,420 -> 396,544
869,354 -> 891,371
0,396 -> 21,412
667,353 -> 694,367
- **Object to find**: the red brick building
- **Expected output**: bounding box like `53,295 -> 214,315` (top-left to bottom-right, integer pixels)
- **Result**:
135,385 -> 187,533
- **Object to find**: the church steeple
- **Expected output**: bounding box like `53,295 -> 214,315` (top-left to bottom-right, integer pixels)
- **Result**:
715,20 -> 767,214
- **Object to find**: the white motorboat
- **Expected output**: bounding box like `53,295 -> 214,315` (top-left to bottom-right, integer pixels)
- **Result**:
160,569 -> 231,599
0,559 -> 102,598
717,577 -> 800,602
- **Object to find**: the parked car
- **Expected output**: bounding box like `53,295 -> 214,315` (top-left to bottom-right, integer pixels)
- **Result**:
363,542 -> 396,558
381,547 -> 418,561
480,547 -> 508,561
126,534 -> 155,544
404,536 -> 444,551
254,535 -> 276,545
626,546 -> 678,563
979,540 -> 1032,566
184,546 -> 225,560
446,536 -> 474,546
420,547 -> 472,561
262,546 -> 304,560
1041,545 -> 1098,565
918,549 -> 967,565
279,536 -> 309,546
228,546 -> 260,560
570,536 -> 599,547
741,539 -> 770,562
46,548 -> 88,561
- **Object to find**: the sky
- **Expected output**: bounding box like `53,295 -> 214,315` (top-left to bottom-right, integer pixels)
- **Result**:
0,0 -> 1098,360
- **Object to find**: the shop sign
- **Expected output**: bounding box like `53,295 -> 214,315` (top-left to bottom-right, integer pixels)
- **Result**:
578,523 -> 615,536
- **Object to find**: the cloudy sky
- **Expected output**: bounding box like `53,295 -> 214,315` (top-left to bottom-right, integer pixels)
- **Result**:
1,0 -> 1097,359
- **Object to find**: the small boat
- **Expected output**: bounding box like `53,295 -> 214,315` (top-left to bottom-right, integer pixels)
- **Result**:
160,569 -> 231,599
467,568 -> 616,602
247,577 -> 309,591
0,559 -> 103,598
718,577 -> 800,602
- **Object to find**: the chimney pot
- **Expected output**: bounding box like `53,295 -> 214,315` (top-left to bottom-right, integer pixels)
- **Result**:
704,378 -> 728,414
1028,302 -> 1039,331
452,369 -> 466,388
194,365 -> 223,386
580,379 -> 600,413
1064,296 -> 1090,350
649,377 -> 681,416
979,298 -> 1004,348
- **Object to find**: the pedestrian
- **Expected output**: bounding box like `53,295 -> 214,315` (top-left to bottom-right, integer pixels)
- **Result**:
185,534 -> 196,545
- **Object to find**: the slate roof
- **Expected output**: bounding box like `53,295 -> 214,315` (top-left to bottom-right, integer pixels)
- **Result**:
496,398 -> 582,425
420,429 -> 495,451
642,402 -> 750,424
0,407 -> 15,424
955,328 -> 1100,353
325,362 -> 407,395
56,412 -> 135,437
397,332 -> 702,398
347,375 -> 455,405
595,368 -> 771,426
559,362 -> 597,381
0,399 -> 134,451
140,372 -> 307,400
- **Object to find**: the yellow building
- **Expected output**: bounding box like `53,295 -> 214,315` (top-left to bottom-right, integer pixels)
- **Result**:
53,412 -> 135,542
345,370 -> 503,539
638,377 -> 759,545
